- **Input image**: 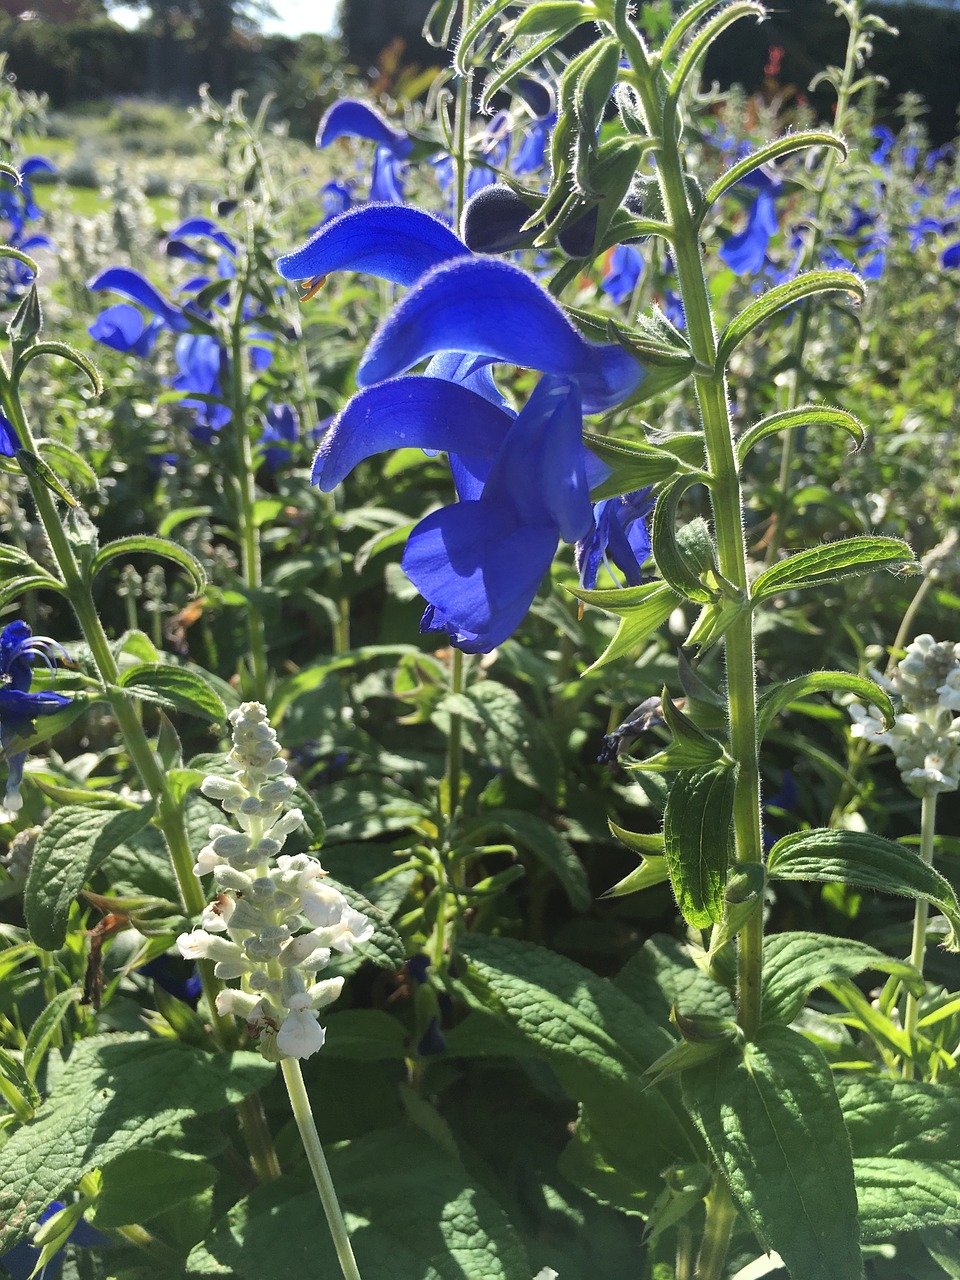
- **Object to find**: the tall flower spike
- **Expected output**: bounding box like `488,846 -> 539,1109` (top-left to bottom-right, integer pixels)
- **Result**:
177,703 -> 372,1060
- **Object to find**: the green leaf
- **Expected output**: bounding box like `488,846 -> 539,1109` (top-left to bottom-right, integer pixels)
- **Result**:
157,505 -> 213,538
37,439 -> 99,494
458,935 -> 693,1209
666,2 -> 766,110
327,878 -> 405,972
191,1123 -> 531,1280
24,803 -> 157,949
735,404 -> 864,466
717,271 -> 865,368
704,132 -> 847,207
837,1073 -> 960,1162
0,1046 -> 40,1120
118,664 -> 226,721
90,535 -> 206,598
757,670 -> 895,739
854,1160 -> 960,1242
23,988 -> 80,1082
663,763 -> 736,928
682,1026 -> 863,1279
571,580 -> 683,672
0,1035 -> 273,1252
93,1148 -> 217,1229
582,431 -> 685,498
615,934 -> 737,1024
641,689 -> 725,772
752,537 -> 916,601
761,932 -> 922,1026
768,828 -> 960,949
12,340 -> 103,399
14,448 -> 78,507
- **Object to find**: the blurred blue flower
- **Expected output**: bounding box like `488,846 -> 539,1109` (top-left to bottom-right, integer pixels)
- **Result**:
870,125 -> 895,166
0,410 -> 20,456
601,244 -> 644,305
576,489 -> 654,591
0,621 -> 71,815
172,333 -> 231,441
258,403 -> 299,471
719,171 -> 781,276
88,302 -> 163,357
512,113 -> 554,176
87,266 -> 188,333
317,98 -> 412,158
0,1200 -> 108,1280
140,955 -> 203,1004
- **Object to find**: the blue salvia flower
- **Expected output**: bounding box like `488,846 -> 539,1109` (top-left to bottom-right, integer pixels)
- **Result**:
719,170 -> 781,276
601,244 -> 644,305
0,410 -> 20,456
88,302 -> 164,356
317,98 -> 411,206
87,266 -> 188,333
0,1200 -> 108,1280
172,333 -> 231,441
0,621 -> 71,815
870,125 -> 895,167
576,489 -> 655,592
258,403 -> 299,471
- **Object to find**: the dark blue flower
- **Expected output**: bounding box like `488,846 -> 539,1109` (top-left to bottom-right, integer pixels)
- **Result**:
368,146 -> 407,204
87,266 -> 188,333
719,172 -> 781,276
512,113 -> 554,175
0,410 -> 20,457
317,98 -> 412,159
0,621 -> 71,815
172,333 -> 231,440
601,244 -> 644,305
258,403 -> 299,471
0,1200 -> 108,1280
870,125 -> 895,166
140,955 -> 203,1004
576,488 -> 654,591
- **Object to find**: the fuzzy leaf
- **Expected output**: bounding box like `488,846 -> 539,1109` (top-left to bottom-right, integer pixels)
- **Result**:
752,537 -> 915,601
662,763 -> 736,928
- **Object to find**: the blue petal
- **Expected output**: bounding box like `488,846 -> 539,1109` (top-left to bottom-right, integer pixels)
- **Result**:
87,267 -> 187,332
275,204 -> 469,288
368,147 -> 406,204
168,216 -> 237,256
20,156 -> 57,177
404,503 -> 557,652
719,188 -> 779,276
424,351 -> 511,412
88,303 -> 146,353
358,257 -> 645,413
0,410 -> 20,457
312,376 -> 513,490
317,98 -> 412,159
601,244 -> 644,305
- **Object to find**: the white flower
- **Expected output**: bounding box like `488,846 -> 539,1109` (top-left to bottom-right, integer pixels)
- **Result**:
309,977 -> 345,1009
276,1008 -> 326,1058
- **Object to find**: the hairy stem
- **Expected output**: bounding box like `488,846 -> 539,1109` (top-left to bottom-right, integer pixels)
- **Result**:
903,789 -> 937,1079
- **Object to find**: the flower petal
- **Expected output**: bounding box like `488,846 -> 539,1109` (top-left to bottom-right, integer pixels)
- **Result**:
276,204 -> 469,288
311,376 -> 514,490
317,98 -> 412,159
357,256 -> 645,413
88,303 -> 146,353
404,502 -> 557,653
87,266 -> 187,331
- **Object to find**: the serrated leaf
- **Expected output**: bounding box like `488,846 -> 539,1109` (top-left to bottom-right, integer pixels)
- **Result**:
682,1026 -> 863,1279
118,664 -> 226,721
25,803 -> 157,949
757,670 -> 895,739
761,932 -> 922,1026
735,404 -> 864,466
663,764 -> 736,928
90,535 -> 206,598
752,537 -> 915,601
0,1035 -> 273,1252
768,828 -> 960,949
717,271 -> 865,368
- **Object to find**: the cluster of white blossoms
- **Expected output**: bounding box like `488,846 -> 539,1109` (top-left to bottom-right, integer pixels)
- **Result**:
849,635 -> 960,797
176,702 -> 373,1060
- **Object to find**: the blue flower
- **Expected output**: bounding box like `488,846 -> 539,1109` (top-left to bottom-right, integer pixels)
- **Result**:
512,113 -> 554,176
317,98 -> 412,159
87,303 -> 163,356
576,489 -> 654,591
0,1200 -> 108,1280
0,621 -> 71,815
258,403 -> 299,471
87,266 -> 188,333
719,171 -> 781,276
356,254 -> 645,414
601,244 -> 644,305
870,125 -> 895,167
172,333 -> 231,441
0,410 -> 20,457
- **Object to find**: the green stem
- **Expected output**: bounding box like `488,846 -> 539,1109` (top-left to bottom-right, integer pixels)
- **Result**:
903,790 -> 937,1079
625,36 -> 764,1037
694,1178 -> 738,1280
889,574 -> 934,675
281,1057 -> 363,1280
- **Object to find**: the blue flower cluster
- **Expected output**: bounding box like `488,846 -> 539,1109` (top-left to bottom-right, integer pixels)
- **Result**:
0,621 -> 71,815
0,156 -> 56,302
277,194 -> 652,652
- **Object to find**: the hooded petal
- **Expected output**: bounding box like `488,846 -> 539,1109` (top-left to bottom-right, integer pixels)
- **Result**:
88,303 -> 147,353
87,266 -> 187,332
368,147 -> 406,204
357,256 -> 645,413
317,98 -> 413,158
311,376 -> 514,490
168,216 -> 237,256
719,187 -> 779,276
404,502 -> 557,653
276,204 -> 469,288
